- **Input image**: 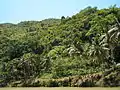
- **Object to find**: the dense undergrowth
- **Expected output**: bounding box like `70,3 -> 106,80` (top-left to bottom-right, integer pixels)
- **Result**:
0,5 -> 120,87
8,66 -> 120,87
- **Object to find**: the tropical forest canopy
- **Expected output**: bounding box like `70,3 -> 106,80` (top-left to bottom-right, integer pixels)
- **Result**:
0,5 -> 120,87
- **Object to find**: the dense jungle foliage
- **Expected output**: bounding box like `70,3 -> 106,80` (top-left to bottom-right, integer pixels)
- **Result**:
0,5 -> 120,87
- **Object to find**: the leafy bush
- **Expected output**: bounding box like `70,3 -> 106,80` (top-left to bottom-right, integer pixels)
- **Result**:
96,66 -> 120,87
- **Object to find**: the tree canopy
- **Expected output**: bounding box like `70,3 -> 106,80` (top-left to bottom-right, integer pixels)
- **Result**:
0,5 -> 120,87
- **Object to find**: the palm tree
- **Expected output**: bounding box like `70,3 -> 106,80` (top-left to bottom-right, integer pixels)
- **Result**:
101,17 -> 120,62
87,36 -> 109,64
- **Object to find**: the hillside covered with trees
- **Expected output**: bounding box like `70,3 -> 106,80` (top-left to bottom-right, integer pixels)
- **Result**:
0,5 -> 120,87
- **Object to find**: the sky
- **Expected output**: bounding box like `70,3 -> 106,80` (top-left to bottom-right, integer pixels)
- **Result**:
0,0 -> 120,24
